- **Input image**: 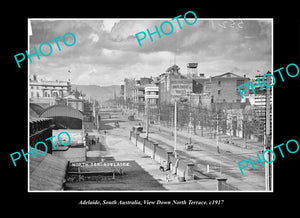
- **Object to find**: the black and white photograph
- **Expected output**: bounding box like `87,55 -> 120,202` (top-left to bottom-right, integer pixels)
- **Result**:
4,2 -> 300,212
28,18 -> 273,192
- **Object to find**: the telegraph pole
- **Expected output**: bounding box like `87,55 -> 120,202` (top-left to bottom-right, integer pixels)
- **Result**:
188,91 -> 192,143
146,98 -> 149,139
217,113 -> 220,153
174,101 -> 177,158
265,72 -> 272,191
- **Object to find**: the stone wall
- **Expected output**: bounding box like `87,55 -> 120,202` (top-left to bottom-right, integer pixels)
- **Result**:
130,131 -> 194,181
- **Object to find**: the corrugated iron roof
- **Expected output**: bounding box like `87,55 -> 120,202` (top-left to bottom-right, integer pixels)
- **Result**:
29,117 -> 52,123
30,103 -> 44,115
40,105 -> 83,120
29,150 -> 68,191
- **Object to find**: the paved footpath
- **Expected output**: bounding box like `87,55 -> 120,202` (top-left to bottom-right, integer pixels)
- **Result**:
129,112 -> 265,191
104,121 -> 217,191
144,123 -> 266,191
94,110 -> 224,191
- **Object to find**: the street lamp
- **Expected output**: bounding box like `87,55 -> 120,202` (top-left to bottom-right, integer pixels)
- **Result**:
186,90 -> 192,144
174,97 -> 188,158
145,86 -> 159,140
217,113 -> 220,153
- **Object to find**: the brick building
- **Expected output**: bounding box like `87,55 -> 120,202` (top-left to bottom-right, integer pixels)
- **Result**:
123,78 -> 136,108
30,74 -> 71,108
208,72 -> 250,104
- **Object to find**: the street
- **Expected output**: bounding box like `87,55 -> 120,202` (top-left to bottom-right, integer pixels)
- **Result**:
64,107 -> 266,191
113,108 -> 266,190
146,123 -> 266,190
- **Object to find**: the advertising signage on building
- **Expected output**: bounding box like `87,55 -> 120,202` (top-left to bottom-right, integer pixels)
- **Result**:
171,80 -> 192,97
187,63 -> 198,68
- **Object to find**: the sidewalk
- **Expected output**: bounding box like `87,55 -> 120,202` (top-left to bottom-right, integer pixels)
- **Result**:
151,123 -> 262,154
86,130 -> 113,162
105,124 -> 216,190
145,123 -> 266,191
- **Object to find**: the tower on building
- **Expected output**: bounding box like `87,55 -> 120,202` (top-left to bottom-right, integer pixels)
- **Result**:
187,63 -> 198,78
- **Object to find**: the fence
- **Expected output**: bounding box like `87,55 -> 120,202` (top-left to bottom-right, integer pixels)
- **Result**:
129,131 -> 194,182
130,131 -> 240,189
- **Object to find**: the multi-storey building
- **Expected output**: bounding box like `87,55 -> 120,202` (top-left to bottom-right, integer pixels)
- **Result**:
158,65 -> 192,105
158,65 -> 209,107
132,77 -> 153,115
30,74 -> 71,98
145,86 -> 159,122
208,72 -> 250,103
123,78 -> 136,108
145,86 -> 159,105
29,74 -> 71,108
124,65 -> 252,115
251,74 -> 273,139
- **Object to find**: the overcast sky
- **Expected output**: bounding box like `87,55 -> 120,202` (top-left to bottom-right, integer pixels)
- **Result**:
29,19 -> 272,86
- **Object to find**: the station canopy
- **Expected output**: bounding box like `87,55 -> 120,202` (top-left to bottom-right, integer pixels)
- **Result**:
39,105 -> 83,120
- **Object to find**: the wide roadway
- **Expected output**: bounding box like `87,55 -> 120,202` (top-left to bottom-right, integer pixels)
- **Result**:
100,108 -> 266,191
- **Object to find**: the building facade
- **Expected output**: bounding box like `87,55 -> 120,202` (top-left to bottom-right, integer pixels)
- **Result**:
30,74 -> 71,99
158,65 -> 209,106
123,78 -> 136,108
158,65 -> 190,105
131,77 -> 153,115
207,72 -> 250,104
145,86 -> 159,122
30,74 -> 71,108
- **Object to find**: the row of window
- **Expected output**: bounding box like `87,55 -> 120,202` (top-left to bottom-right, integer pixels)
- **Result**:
30,86 -> 68,90
31,91 -> 63,98
217,79 -> 245,86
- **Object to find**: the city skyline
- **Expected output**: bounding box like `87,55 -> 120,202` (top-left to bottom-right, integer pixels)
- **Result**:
29,19 -> 272,86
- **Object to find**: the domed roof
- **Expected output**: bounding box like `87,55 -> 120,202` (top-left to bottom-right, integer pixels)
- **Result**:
39,104 -> 83,120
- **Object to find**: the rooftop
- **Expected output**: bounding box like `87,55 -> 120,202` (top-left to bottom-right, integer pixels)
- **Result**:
211,72 -> 248,79
39,104 -> 84,120
29,150 -> 68,191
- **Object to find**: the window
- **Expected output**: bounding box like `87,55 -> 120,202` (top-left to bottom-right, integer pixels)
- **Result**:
31,86 -> 34,89
218,90 -> 221,95
236,79 -> 246,94
218,81 -> 221,86
236,80 -> 244,87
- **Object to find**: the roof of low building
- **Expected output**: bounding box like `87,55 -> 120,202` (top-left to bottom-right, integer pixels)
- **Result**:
211,72 -> 247,79
29,150 -> 68,191
39,105 -> 83,120
30,103 -> 44,116
29,117 -> 52,123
